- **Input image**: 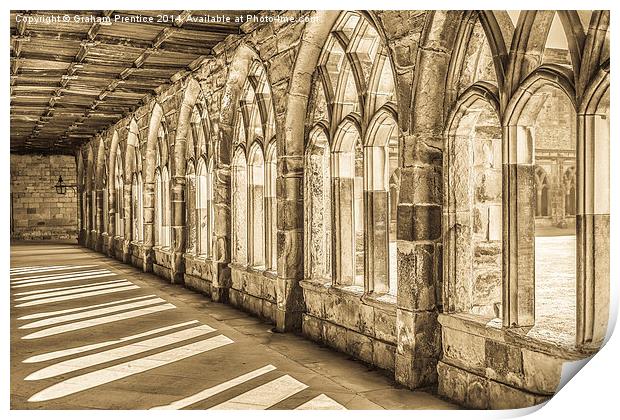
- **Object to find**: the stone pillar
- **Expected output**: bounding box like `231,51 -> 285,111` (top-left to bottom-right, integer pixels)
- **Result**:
86,190 -> 94,248
331,149 -> 360,286
275,154 -> 304,332
502,125 -> 535,328
332,175 -> 355,286
212,166 -> 231,302
107,188 -> 116,256
78,189 -> 86,245
142,181 -> 155,272
365,146 -> 390,294
170,176 -> 186,284
95,188 -> 105,252
122,182 -> 132,263
247,173 -> 260,267
265,166 -> 277,271
443,134 -> 474,313
395,163 -> 442,388
576,113 -> 610,349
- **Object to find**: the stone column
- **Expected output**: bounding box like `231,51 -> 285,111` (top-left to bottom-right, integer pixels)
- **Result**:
576,113 -> 610,349
170,175 -> 186,284
122,182 -> 132,263
95,189 -> 105,252
395,162 -> 442,388
86,190 -> 94,248
275,154 -> 304,332
365,146 -> 390,294
107,188 -> 116,256
265,176 -> 277,271
331,151 -> 356,286
142,181 -> 155,272
77,189 -> 86,245
502,125 -> 535,328
212,166 -> 231,302
443,134 -> 474,313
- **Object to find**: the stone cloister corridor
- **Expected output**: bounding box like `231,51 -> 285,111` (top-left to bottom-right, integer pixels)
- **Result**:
10,242 -> 456,409
10,9 -> 610,410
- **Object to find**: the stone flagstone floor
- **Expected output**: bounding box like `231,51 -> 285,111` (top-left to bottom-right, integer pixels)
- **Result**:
10,241 -> 458,410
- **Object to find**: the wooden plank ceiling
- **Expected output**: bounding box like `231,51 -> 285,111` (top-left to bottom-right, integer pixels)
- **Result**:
10,10 -> 252,154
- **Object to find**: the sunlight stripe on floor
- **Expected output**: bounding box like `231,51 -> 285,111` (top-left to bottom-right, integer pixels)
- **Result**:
19,297 -> 166,329
15,279 -> 128,297
15,285 -> 140,308
10,266 -> 46,274
10,265 -> 73,274
14,281 -> 131,301
23,320 -> 201,364
10,265 -> 97,277
17,295 -> 156,321
27,335 -> 234,402
21,303 -> 175,339
209,374 -> 308,410
295,394 -> 346,410
25,323 -> 218,380
11,269 -> 110,283
151,365 -> 277,410
11,272 -> 116,288
11,265 -> 46,271
12,269 -> 109,281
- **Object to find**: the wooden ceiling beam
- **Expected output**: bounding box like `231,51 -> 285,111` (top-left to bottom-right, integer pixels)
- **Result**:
12,32 -> 214,56
56,9 -> 197,142
10,12 -> 28,81
11,10 -> 248,153
26,10 -> 115,140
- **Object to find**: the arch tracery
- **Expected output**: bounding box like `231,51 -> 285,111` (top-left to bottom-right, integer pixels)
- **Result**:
306,11 -> 400,295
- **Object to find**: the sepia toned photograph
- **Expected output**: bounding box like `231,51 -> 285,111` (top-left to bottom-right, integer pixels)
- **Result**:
8,6 -> 611,412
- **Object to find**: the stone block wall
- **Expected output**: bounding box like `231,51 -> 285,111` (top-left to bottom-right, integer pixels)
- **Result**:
230,266 -> 278,323
301,281 -> 398,372
437,313 -> 591,409
10,154 -> 78,241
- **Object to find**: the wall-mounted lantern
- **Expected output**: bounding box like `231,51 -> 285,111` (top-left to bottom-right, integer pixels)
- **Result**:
53,175 -> 77,195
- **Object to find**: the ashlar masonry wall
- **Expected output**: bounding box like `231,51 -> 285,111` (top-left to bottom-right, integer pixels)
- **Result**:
10,154 -> 78,241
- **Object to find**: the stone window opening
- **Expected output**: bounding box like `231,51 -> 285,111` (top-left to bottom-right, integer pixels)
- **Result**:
248,142 -> 266,269
506,81 -> 577,346
304,125 -> 332,282
308,11 -> 399,298
231,60 -> 277,271
364,109 -> 400,296
102,164 -> 108,235
130,143 -> 144,244
154,125 -> 171,249
77,154 -> 85,233
187,103 -> 212,258
185,160 -> 197,255
444,94 -> 503,319
86,149 -> 95,235
232,148 -> 248,265
563,166 -> 576,217
265,141 -> 277,272
114,151 -> 124,238
332,118 -> 365,289
534,165 -> 550,217
196,157 -> 214,258
131,172 -> 144,243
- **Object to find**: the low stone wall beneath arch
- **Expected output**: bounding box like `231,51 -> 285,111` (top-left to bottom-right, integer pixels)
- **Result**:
229,265 -> 278,323
437,313 -> 594,409
300,280 -> 398,373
